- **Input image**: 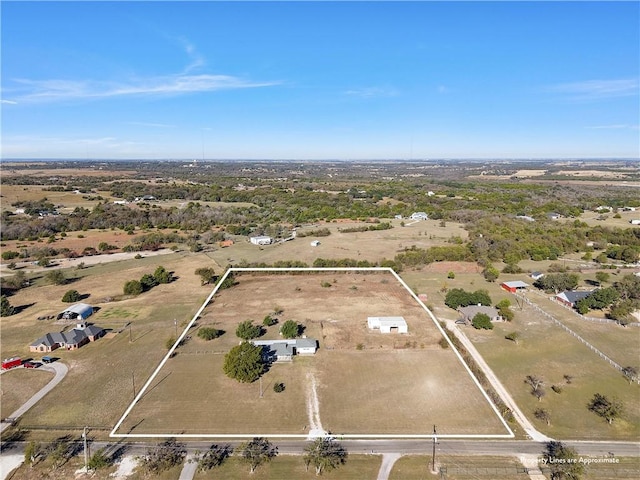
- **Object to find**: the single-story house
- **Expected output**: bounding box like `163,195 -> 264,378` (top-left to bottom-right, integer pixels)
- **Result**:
531,272 -> 545,280
500,281 -> 529,293
409,212 -> 429,221
57,303 -> 94,321
457,305 -> 501,324
367,316 -> 408,334
555,290 -> 594,308
29,322 -> 105,352
547,212 -> 561,220
310,240 -> 320,247
250,235 -> 272,246
251,338 -> 318,362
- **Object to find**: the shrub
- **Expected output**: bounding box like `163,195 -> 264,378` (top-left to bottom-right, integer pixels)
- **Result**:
123,280 -> 143,296
198,327 -> 223,340
236,320 -> 262,340
280,320 -> 300,339
61,289 -> 81,303
551,385 -> 563,394
321,281 -> 331,288
273,382 -> 285,393
438,337 -> 449,349
263,315 -> 277,326
447,271 -> 456,279
1,251 -> 19,260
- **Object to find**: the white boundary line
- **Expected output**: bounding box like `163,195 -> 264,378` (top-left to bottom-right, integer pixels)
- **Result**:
110,267 -> 514,439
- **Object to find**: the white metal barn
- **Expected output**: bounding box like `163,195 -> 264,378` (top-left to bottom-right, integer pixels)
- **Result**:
367,316 -> 408,334
250,235 -> 273,245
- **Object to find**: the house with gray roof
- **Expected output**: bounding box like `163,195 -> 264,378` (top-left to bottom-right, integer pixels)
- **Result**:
555,290 -> 594,308
457,305 -> 502,325
30,322 -> 105,353
251,338 -> 318,362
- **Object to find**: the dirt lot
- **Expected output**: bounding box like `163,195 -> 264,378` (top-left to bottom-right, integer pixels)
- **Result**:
115,271 -> 507,437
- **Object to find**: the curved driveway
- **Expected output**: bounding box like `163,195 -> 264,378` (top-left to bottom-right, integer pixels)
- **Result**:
0,362 -> 68,433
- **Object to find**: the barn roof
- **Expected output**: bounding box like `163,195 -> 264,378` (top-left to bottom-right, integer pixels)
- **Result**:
501,281 -> 529,288
61,303 -> 93,315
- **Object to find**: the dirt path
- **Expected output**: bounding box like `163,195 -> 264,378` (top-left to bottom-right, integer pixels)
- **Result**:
306,372 -> 326,439
444,320 -> 553,443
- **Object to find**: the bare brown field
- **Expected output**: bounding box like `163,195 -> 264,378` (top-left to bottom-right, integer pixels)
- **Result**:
207,218 -> 468,266
0,368 -> 54,419
0,184 -> 117,213
115,271 -> 507,437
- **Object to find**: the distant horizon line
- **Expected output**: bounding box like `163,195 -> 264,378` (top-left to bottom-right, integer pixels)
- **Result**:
2,157 -> 639,163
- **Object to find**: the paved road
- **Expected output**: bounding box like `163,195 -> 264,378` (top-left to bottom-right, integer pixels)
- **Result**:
0,362 -> 68,434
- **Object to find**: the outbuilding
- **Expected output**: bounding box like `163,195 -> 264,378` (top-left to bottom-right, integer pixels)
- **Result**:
57,303 -> 94,321
310,240 -> 321,247
500,281 -> 529,293
250,235 -> 273,246
367,316 -> 408,334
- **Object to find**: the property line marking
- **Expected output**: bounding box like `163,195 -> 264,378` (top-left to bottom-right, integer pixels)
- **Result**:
111,267 -> 514,439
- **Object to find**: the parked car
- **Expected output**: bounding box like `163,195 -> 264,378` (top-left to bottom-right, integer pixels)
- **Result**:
23,361 -> 41,369
41,356 -> 54,364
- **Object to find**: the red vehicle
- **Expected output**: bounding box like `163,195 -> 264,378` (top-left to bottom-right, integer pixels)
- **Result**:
1,357 -> 22,370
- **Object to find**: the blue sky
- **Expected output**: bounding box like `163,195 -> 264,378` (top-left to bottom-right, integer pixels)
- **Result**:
2,1 -> 639,160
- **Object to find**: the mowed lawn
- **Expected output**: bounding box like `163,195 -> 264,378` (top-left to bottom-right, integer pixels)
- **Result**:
115,272 -> 508,436
0,368 -> 54,419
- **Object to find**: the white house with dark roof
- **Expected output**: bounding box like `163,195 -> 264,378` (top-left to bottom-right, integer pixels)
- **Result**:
409,212 -> 429,221
367,316 -> 408,333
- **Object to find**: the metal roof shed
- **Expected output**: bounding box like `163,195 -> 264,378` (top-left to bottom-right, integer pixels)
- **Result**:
58,303 -> 94,321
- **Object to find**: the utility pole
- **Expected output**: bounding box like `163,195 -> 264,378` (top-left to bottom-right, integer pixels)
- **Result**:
82,426 -> 89,470
431,424 -> 437,473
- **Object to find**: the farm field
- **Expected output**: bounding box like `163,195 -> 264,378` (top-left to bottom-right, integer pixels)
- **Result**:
401,269 -> 640,440
114,271 -> 509,437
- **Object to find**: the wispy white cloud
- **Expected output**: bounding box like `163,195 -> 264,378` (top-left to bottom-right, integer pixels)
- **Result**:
344,86 -> 399,98
10,74 -> 280,103
6,36 -> 279,103
1,99 -> 18,104
546,78 -> 639,101
176,36 -> 205,74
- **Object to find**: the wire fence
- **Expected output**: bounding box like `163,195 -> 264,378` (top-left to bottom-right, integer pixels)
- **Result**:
515,293 -> 640,384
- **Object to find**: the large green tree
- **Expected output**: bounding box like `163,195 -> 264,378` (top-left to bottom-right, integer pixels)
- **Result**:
1,295 -> 16,317
542,441 -> 584,480
236,320 -> 263,340
236,437 -> 277,473
280,319 -> 301,339
303,438 -> 348,476
587,393 -> 623,424
534,273 -> 580,293
223,342 -> 265,383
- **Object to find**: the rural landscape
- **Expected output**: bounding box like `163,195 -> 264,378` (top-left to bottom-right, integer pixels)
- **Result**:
1,158 -> 639,479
